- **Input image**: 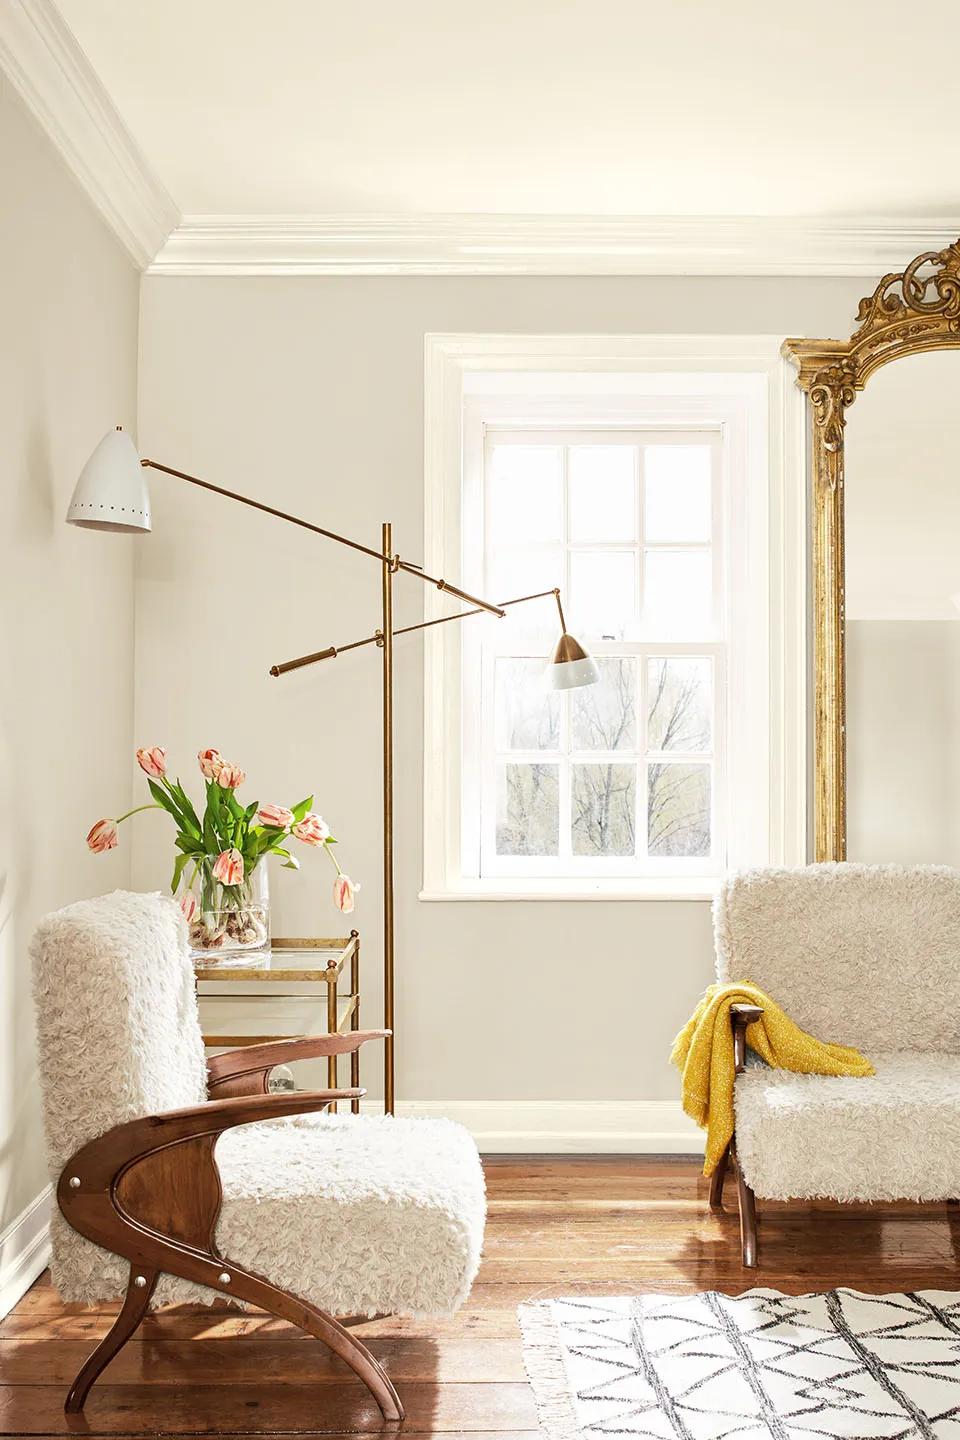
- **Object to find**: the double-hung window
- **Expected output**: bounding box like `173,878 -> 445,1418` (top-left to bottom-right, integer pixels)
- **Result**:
422,337 -> 805,899
481,430 -> 723,879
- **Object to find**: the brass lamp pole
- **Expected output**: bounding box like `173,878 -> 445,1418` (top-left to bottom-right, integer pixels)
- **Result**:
67,428 -> 598,1115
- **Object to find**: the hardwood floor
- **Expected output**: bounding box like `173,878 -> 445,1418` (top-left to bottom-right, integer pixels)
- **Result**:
4,1155 -> 960,1436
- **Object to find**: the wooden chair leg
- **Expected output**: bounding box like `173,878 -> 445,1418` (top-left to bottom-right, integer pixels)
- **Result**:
256,1290 -> 404,1422
733,1148 -> 759,1268
65,1265 -> 157,1412
709,1143 -> 730,1211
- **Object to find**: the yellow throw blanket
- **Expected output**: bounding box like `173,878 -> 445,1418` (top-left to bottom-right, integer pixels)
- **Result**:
671,981 -> 874,1176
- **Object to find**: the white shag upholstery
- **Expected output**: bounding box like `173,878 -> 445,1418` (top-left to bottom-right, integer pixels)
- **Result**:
735,1053 -> 960,1202
715,864 -> 960,1202
32,891 -> 486,1313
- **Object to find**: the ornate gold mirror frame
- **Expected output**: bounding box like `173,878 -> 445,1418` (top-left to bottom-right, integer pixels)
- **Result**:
782,240 -> 960,860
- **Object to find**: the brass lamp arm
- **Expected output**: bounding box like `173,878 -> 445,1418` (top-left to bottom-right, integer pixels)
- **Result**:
140,458 -> 504,617
270,588 -> 567,677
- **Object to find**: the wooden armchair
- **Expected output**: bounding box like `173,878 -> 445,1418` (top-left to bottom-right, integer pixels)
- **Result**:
58,1030 -> 399,1415
31,893 -> 486,1419
711,864 -> 960,1268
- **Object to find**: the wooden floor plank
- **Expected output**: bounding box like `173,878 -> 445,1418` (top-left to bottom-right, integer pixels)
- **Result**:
0,1381 -> 538,1433
0,1336 -> 525,1384
4,1156 -> 960,1436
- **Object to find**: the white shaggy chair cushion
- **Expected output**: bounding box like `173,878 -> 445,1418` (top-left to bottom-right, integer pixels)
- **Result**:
715,863 -> 960,1053
33,891 -> 486,1314
735,1053 -> 960,1202
51,1112 -> 486,1314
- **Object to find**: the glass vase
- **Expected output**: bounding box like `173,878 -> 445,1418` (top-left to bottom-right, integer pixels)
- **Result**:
178,856 -> 270,957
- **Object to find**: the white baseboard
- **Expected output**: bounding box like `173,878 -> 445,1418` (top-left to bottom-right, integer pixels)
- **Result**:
360,1099 -> 702,1155
0,1185 -> 52,1319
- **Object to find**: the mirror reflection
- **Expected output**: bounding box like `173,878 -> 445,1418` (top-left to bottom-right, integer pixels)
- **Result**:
845,350 -> 960,863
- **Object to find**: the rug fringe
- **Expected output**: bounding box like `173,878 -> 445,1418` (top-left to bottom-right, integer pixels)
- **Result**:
517,1301 -> 583,1440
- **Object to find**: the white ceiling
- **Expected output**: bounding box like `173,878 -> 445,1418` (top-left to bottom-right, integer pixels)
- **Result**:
52,0 -> 960,219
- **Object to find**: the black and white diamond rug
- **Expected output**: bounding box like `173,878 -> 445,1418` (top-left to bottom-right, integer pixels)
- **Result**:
518,1291 -> 960,1439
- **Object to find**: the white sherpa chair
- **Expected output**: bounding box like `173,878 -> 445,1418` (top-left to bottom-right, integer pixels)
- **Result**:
31,891 -> 486,1418
711,864 -> 960,1267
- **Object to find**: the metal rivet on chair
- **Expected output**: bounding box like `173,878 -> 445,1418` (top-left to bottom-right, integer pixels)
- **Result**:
68,1177 -> 81,1188
219,1272 -> 231,1285
133,1275 -> 147,1288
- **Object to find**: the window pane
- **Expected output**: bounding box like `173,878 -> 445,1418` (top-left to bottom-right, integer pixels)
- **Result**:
496,763 -> 559,855
647,658 -> 712,753
487,546 -> 563,618
572,764 -> 637,856
570,550 -> 636,639
495,659 -> 560,751
644,549 -> 712,636
571,657 -> 637,751
645,445 -> 712,543
488,446 -> 563,545
569,447 -> 636,542
647,762 -> 711,856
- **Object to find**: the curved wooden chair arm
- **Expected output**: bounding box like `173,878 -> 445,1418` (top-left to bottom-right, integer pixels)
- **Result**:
207,1029 -> 389,1096
60,1086 -> 364,1209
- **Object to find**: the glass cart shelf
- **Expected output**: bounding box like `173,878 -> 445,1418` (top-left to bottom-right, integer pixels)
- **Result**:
194,933 -> 361,1112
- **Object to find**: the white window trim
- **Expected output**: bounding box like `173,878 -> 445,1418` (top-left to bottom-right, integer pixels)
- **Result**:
421,334 -> 807,901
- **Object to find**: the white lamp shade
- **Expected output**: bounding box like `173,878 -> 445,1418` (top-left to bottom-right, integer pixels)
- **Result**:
547,632 -> 601,691
66,428 -> 151,533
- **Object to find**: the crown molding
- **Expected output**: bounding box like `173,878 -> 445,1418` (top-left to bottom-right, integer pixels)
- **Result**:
0,0 -> 178,267
0,6 -> 952,283
147,213 -> 960,278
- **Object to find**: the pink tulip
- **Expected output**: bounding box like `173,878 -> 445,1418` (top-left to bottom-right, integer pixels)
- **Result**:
198,748 -> 223,779
292,813 -> 330,846
180,892 -> 198,923
212,848 -> 244,886
217,762 -> 246,790
86,818 -> 118,853
136,746 -> 167,779
258,803 -> 293,829
333,874 -> 359,914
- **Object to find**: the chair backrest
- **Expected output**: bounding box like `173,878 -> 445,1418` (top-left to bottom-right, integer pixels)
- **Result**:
714,863 -> 960,1054
31,890 -> 208,1179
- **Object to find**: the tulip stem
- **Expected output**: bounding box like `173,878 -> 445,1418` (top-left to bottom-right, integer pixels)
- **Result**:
115,803 -> 164,825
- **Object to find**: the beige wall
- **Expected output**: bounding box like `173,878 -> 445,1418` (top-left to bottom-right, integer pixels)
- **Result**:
0,74 -> 139,1232
135,272 -> 866,1122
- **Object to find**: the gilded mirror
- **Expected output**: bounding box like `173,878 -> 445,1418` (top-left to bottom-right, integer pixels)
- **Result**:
783,241 -> 960,860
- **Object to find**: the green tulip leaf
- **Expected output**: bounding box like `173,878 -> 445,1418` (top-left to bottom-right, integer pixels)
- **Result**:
171,851 -> 191,895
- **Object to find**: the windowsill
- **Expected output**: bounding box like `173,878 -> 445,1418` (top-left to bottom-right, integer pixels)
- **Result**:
419,876 -> 721,902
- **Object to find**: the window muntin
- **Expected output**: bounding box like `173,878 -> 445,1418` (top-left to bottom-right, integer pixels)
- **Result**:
475,428 -> 725,879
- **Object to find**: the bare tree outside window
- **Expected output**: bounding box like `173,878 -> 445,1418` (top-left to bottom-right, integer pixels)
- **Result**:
647,659 -> 712,855
496,763 -> 559,855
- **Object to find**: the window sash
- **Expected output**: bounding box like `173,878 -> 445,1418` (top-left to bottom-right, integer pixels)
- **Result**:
479,640 -> 726,878
482,427 -> 724,649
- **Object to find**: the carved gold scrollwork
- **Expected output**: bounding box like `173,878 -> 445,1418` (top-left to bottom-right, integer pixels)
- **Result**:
809,365 -> 857,464
782,238 -> 960,862
853,242 -> 960,337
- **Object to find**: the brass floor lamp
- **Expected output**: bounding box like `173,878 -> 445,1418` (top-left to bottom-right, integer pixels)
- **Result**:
68,427 -> 599,1112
